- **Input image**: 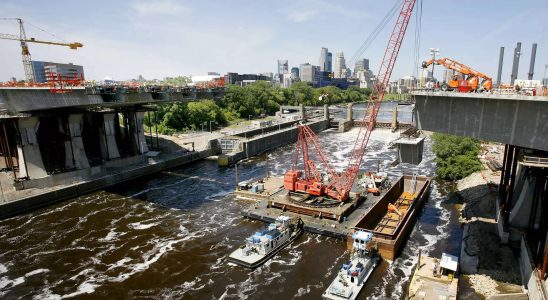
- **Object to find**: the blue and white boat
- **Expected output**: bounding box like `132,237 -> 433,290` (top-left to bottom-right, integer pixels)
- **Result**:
228,216 -> 303,269
322,231 -> 379,300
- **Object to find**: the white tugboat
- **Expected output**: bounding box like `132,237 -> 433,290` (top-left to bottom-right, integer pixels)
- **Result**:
322,231 -> 379,300
228,215 -> 303,269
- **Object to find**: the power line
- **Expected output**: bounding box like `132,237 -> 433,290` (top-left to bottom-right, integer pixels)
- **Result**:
348,0 -> 402,68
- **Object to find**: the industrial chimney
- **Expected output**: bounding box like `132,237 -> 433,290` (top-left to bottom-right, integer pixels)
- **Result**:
510,42 -> 521,85
496,47 -> 504,87
528,43 -> 537,80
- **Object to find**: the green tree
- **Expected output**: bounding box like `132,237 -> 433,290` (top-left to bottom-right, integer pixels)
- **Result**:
431,133 -> 483,180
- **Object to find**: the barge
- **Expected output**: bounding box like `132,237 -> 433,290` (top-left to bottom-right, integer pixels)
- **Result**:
353,174 -> 431,260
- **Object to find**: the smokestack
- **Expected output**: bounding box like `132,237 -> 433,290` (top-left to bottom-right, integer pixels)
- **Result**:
496,47 -> 504,87
528,43 -> 537,80
510,42 -> 521,85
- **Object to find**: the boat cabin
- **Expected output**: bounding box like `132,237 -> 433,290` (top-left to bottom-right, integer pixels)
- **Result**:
243,216 -> 291,256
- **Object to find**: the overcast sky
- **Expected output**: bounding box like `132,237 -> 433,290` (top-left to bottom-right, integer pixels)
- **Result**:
1,0 -> 547,82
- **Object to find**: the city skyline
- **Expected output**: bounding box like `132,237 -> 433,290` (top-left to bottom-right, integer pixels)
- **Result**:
0,0 -> 547,83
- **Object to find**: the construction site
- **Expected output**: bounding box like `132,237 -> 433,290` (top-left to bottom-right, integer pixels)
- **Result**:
0,1 -> 548,299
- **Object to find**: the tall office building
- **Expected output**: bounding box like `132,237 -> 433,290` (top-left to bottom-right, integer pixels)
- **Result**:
290,67 -> 300,80
300,63 -> 318,83
277,60 -> 289,75
442,69 -> 455,83
319,48 -> 333,72
32,61 -> 84,83
327,53 -> 332,72
418,69 -> 433,87
334,52 -> 347,78
353,58 -> 370,76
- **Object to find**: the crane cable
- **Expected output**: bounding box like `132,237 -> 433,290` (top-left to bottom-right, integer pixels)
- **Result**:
0,18 -> 68,43
24,20 -> 68,43
347,0 -> 403,69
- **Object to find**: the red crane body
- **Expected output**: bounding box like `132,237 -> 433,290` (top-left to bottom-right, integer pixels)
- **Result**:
284,0 -> 417,201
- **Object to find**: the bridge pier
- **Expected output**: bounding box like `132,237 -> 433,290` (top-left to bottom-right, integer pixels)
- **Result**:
65,114 -> 90,170
346,103 -> 353,122
129,111 -> 148,154
100,113 -> 121,160
16,117 -> 47,179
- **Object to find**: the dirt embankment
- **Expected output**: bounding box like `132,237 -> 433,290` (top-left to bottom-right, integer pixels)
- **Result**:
456,144 -> 525,299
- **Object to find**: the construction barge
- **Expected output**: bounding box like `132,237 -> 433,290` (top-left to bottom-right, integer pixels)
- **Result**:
353,174 -> 431,260
238,174 -> 431,259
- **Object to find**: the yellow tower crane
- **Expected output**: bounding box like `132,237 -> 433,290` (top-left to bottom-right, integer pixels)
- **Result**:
0,18 -> 83,82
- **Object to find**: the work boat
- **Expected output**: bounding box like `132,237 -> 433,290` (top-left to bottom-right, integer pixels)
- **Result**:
322,231 -> 380,300
228,216 -> 303,269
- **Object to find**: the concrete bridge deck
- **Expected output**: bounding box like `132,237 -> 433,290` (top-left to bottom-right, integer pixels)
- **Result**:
413,91 -> 548,151
0,86 -> 224,113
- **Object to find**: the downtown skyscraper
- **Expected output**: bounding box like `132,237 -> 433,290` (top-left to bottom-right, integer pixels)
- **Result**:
319,47 -> 332,72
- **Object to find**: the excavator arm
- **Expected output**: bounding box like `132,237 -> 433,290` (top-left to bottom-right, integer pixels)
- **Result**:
422,57 -> 493,91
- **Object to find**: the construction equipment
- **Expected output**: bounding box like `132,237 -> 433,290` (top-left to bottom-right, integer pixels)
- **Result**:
284,0 -> 417,202
422,57 -> 492,92
0,18 -> 83,82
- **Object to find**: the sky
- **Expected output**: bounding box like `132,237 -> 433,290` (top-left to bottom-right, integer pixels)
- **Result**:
1,0 -> 547,83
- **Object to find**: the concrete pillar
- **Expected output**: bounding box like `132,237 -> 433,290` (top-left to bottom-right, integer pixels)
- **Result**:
64,114 -> 90,170
347,103 -> 353,122
16,117 -> 47,179
391,106 -> 398,131
99,113 -> 120,160
299,104 -> 305,120
130,111 -> 148,154
324,104 -> 330,120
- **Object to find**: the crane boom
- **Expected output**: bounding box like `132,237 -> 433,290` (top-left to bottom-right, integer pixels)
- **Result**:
285,0 -> 417,201
0,18 -> 83,82
335,0 -> 417,199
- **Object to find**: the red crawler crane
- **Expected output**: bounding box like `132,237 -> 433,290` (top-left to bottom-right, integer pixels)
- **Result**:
284,0 -> 417,202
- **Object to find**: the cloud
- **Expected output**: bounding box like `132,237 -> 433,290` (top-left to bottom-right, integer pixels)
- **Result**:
131,0 -> 189,16
285,0 -> 359,23
287,10 -> 318,23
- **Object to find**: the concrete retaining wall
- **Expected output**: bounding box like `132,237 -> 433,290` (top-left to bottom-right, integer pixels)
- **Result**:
520,237 -> 548,299
0,147 -> 218,220
221,119 -> 329,165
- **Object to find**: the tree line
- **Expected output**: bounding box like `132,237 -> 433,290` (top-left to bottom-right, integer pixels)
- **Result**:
145,81 -> 372,134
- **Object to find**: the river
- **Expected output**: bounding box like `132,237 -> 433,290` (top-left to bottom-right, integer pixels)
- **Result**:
0,117 -> 461,299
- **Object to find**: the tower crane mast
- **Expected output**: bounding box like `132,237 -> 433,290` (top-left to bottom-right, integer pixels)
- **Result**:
285,0 -> 417,201
0,18 -> 83,82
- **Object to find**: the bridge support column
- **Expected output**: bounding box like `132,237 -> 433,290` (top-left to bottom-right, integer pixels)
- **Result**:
99,113 -> 120,160
130,111 -> 148,154
347,103 -> 353,122
391,106 -> 398,131
65,114 -> 90,170
324,104 -> 330,121
16,117 -> 47,179
299,104 -> 305,120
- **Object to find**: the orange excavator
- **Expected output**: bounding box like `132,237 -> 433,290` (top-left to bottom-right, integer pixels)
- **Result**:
422,57 -> 492,92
